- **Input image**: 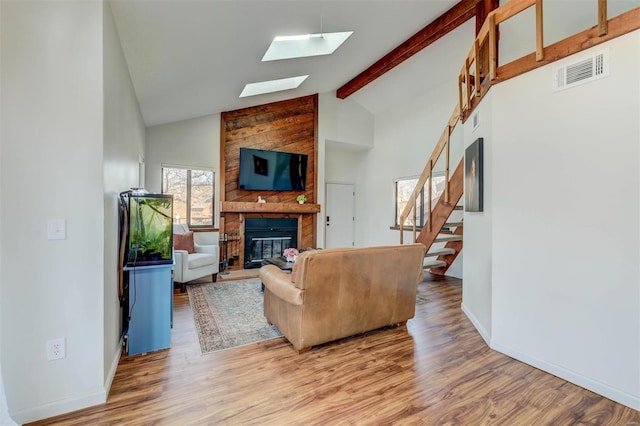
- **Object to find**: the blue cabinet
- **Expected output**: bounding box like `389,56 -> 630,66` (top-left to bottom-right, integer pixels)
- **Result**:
124,264 -> 172,356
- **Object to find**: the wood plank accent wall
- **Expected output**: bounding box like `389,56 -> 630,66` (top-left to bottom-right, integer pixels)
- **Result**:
220,94 -> 318,267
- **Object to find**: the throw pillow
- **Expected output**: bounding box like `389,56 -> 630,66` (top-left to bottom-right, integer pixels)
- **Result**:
173,231 -> 195,253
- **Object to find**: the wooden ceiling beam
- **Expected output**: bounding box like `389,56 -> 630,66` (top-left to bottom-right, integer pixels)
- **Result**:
336,0 -> 482,99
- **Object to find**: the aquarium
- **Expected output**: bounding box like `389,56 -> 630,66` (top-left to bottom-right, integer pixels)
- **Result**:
126,193 -> 173,266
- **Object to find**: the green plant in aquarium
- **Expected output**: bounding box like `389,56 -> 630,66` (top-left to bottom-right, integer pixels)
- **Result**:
129,196 -> 173,264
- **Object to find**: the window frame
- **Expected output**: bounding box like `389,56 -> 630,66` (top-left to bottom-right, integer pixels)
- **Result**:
161,164 -> 215,229
394,175 -> 423,228
394,171 -> 446,229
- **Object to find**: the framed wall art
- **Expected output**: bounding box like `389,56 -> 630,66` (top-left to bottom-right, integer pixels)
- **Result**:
465,137 -> 483,212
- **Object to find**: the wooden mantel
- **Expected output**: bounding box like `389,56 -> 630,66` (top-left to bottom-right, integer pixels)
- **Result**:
221,202 -> 320,214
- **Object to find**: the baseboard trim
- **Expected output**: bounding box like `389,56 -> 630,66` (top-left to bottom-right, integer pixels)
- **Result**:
460,303 -> 639,410
461,302 -> 491,346
491,340 -> 640,411
104,337 -> 124,394
10,387 -> 106,425
10,342 -> 122,424
105,340 -> 123,394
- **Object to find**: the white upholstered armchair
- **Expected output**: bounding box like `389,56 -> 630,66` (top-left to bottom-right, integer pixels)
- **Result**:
172,224 -> 219,292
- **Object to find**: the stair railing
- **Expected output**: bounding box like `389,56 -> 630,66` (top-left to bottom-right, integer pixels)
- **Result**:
399,104 -> 461,244
399,0 -> 543,245
459,0 -> 620,119
459,0 -> 545,120
399,0 -> 624,245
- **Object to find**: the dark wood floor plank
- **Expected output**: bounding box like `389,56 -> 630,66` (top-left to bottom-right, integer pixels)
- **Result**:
28,275 -> 639,425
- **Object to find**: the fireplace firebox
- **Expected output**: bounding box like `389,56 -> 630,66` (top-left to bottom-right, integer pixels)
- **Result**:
244,218 -> 298,269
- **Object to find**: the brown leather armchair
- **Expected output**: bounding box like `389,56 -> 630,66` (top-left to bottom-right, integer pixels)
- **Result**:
259,244 -> 426,353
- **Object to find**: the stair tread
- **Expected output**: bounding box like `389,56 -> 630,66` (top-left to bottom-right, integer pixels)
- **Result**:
444,221 -> 463,227
434,235 -> 463,242
425,248 -> 456,257
423,259 -> 447,269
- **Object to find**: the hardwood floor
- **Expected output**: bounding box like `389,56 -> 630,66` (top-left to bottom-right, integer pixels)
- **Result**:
30,274 -> 638,425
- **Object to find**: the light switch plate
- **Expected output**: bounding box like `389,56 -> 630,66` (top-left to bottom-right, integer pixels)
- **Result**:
47,219 -> 66,240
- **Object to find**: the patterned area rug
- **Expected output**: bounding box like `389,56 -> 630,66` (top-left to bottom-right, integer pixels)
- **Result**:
187,278 -> 283,354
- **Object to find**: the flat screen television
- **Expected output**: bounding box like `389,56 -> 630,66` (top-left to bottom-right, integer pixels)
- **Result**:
238,148 -> 308,191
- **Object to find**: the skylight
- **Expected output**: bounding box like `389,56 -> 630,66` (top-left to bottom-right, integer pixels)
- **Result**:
239,75 -> 309,98
262,31 -> 353,62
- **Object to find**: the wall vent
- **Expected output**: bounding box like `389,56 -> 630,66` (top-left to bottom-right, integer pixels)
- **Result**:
553,48 -> 609,92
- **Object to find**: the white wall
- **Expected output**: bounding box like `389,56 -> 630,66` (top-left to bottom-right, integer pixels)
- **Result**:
490,31 -> 640,409
320,93 -> 374,150
325,149 -> 363,185
461,96 -> 493,343
146,115 -> 220,226
0,3 -> 15,424
356,82 -> 465,248
102,0 -> 146,390
318,92 -> 374,247
1,1 -> 107,423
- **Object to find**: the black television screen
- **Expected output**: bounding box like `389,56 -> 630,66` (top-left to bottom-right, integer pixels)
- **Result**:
239,148 -> 307,191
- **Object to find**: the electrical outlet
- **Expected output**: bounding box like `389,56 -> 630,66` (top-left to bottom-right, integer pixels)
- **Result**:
46,338 -> 66,361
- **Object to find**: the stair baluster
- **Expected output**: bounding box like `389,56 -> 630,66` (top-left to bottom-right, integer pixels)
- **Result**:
427,160 -> 432,233
412,202 -> 417,244
445,127 -> 450,203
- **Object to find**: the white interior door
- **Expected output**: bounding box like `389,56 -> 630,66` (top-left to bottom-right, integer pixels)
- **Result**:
325,183 -> 355,248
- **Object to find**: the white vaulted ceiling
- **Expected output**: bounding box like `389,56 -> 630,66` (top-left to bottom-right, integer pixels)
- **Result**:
109,0 -> 475,126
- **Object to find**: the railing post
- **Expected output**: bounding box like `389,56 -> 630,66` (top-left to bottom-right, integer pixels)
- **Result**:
465,58 -> 471,109
489,13 -> 497,80
458,73 -> 464,113
474,40 -> 481,95
412,203 -> 417,243
535,0 -> 544,61
427,160 -> 433,232
445,127 -> 450,203
598,0 -> 608,36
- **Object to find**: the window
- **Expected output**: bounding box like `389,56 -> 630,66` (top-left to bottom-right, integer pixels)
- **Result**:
395,172 -> 446,227
162,166 -> 214,227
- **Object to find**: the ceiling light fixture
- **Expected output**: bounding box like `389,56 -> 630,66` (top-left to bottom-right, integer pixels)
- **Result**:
239,75 -> 309,98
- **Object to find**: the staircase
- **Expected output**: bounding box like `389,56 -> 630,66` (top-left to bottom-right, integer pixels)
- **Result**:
398,106 -> 464,276
423,213 -> 464,275
398,0 -> 640,276
417,158 -> 464,274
